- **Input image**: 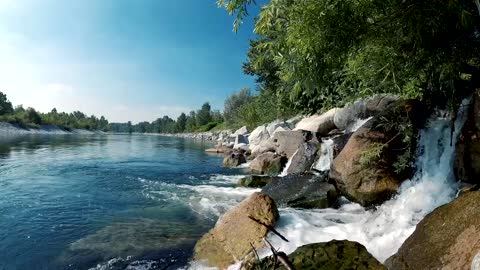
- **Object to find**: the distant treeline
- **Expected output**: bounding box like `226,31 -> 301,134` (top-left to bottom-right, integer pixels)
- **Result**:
0,91 -> 109,131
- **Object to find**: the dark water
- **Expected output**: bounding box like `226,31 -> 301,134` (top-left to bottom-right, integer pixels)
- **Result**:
0,134 -> 253,270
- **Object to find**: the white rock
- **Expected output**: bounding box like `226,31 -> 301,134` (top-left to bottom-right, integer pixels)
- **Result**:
294,108 -> 339,135
266,120 -> 290,136
233,126 -> 249,136
249,125 -> 270,147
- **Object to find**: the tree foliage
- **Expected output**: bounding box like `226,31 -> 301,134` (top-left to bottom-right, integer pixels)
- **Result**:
222,0 -> 480,113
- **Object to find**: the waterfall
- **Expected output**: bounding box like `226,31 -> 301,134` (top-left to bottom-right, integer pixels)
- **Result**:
312,138 -> 334,172
264,99 -> 470,262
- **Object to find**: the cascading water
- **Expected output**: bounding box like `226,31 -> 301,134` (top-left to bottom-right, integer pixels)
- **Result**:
264,99 -> 470,263
313,138 -> 334,172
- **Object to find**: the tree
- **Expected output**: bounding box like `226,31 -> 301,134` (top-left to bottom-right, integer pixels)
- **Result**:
0,91 -> 13,115
223,88 -> 254,127
196,102 -> 212,126
176,113 -> 187,132
185,111 -> 197,132
25,107 -> 42,125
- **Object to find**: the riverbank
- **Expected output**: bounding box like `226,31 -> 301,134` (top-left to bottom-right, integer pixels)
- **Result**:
0,122 -> 104,135
186,94 -> 480,269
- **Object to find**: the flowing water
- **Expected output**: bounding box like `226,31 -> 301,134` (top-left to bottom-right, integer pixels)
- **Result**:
0,134 -> 256,270
263,103 -> 469,263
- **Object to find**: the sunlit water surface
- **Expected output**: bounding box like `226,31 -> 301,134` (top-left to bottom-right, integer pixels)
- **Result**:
0,134 -> 252,270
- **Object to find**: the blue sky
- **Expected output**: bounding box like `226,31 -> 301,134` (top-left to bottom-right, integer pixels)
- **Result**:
0,0 -> 263,123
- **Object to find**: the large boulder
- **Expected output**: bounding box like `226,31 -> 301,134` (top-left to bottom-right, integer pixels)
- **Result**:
272,130 -> 311,159
329,100 -> 424,206
334,94 -> 399,131
249,152 -> 287,175
261,173 -> 338,209
294,108 -> 339,135
233,126 -> 249,136
245,240 -> 386,270
223,151 -> 247,167
385,191 -> 480,270
248,125 -> 270,148
455,89 -> 480,185
250,138 -> 276,158
282,142 -> 317,175
266,120 -> 290,136
193,192 -> 279,268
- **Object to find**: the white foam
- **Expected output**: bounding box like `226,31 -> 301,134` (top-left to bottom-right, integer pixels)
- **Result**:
208,174 -> 245,184
313,138 -> 334,172
346,117 -> 372,133
264,100 -> 470,263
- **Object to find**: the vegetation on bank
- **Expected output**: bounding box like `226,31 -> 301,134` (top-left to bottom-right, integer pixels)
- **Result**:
0,92 -> 109,131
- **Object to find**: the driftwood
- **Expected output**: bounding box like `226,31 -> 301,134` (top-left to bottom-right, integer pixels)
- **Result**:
248,216 -> 289,242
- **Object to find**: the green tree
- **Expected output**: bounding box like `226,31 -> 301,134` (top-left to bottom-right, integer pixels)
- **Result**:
196,102 -> 212,127
25,107 -> 42,125
185,111 -> 197,132
176,112 -> 187,132
0,91 -> 13,115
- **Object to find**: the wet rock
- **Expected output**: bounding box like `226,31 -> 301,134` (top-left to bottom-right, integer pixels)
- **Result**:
193,192 -> 279,269
294,108 -> 339,136
249,152 -> 287,175
245,240 -> 386,270
205,145 -> 232,154
330,100 -> 423,206
282,142 -> 317,175
334,94 -> 399,130
223,151 -> 246,167
455,89 -> 480,185
272,130 -> 311,159
261,173 -> 337,209
238,175 -> 273,188
385,191 -> 480,270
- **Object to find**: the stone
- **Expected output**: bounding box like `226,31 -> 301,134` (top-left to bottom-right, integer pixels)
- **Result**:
234,134 -> 249,145
238,175 -> 273,188
233,126 -> 249,136
286,115 -> 304,129
205,145 -> 232,154
385,191 -> 480,270
233,143 -> 249,152
249,152 -> 287,175
294,108 -> 339,135
250,138 -> 276,158
223,151 -> 247,167
193,192 -> 279,269
248,125 -> 270,148
261,172 -> 338,209
334,94 -> 399,130
266,120 -> 290,136
245,240 -> 386,270
282,142 -> 317,175
455,89 -> 480,185
272,130 -> 310,159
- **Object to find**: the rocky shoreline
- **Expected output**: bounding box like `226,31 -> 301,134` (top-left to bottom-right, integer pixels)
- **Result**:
174,94 -> 480,269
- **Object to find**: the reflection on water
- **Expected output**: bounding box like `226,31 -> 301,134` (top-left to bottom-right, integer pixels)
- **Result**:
0,134 -> 244,270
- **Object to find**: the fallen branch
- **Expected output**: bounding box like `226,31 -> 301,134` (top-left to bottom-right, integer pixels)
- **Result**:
248,216 -> 289,242
264,239 -> 295,270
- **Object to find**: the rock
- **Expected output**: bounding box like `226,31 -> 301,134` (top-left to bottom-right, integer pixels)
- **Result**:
233,143 -> 249,152
272,130 -> 311,158
205,145 -> 232,154
238,175 -> 273,188
286,115 -> 304,129
261,172 -> 338,209
250,139 -> 276,158
193,192 -> 279,269
266,120 -> 290,136
223,151 -> 247,167
248,125 -> 270,148
282,142 -> 317,175
334,94 -> 399,130
455,89 -> 480,185
249,152 -> 287,175
234,134 -> 249,145
329,100 -> 424,206
385,191 -> 480,270
233,126 -> 249,136
294,108 -> 339,135
245,240 -> 386,270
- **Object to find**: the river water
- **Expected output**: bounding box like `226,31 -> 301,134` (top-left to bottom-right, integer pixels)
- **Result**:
0,134 -> 255,270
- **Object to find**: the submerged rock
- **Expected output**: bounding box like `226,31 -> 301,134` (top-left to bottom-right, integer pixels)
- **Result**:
294,108 -> 338,136
261,173 -> 337,209
385,191 -> 480,270
193,192 -> 279,269
238,175 -> 273,188
249,152 -> 287,175
245,240 -> 386,270
205,145 -> 232,154
223,151 -> 246,167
